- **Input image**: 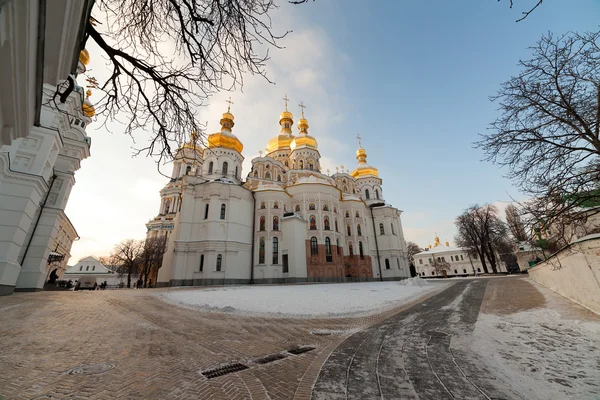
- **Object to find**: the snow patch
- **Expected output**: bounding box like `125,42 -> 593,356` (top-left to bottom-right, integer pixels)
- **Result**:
399,277 -> 429,287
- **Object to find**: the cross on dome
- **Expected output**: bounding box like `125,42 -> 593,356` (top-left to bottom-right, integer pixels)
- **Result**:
283,94 -> 290,111
226,97 -> 234,112
298,101 -> 306,118
356,134 -> 362,148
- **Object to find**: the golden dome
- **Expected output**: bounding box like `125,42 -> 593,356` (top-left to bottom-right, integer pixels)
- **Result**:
351,143 -> 379,178
280,111 -> 293,121
79,49 -> 90,66
289,134 -> 318,151
82,90 -> 95,117
267,134 -> 294,153
207,132 -> 243,153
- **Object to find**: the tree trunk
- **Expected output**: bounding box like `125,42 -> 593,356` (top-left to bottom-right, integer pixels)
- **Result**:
478,247 -> 489,273
486,242 -> 498,273
127,266 -> 132,288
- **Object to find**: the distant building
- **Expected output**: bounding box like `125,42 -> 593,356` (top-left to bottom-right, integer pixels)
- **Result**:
64,256 -> 122,286
414,236 -> 507,277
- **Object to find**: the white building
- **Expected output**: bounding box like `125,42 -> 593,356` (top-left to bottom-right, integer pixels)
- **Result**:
148,103 -> 410,286
0,0 -> 94,295
414,236 -> 507,277
64,256 -> 121,287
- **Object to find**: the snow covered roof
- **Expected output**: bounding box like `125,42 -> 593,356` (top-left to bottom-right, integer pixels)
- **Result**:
65,256 -> 116,276
414,245 -> 466,257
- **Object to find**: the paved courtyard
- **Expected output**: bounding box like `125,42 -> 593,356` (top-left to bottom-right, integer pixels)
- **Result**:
0,277 -> 598,399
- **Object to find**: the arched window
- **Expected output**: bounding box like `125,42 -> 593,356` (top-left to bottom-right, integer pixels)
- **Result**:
308,161 -> 314,170
299,160 -> 304,169
309,203 -> 315,210
277,174 -> 281,182
199,254 -> 204,271
385,258 -> 390,270
347,225 -> 352,236
186,165 -> 191,175
335,219 -> 339,232
265,172 -> 271,180
391,223 -> 395,235
349,243 -> 354,256
80,266 -> 83,271
285,161 -> 289,167
345,211 -> 350,218
375,189 -> 380,199
260,202 -> 266,209
357,224 -> 362,236
254,170 -> 258,177
325,237 -> 332,261
365,189 -> 370,199
359,242 -> 364,259
337,238 -> 341,255
295,205 -> 300,212
324,216 -> 330,230
323,204 -> 329,211
259,238 -> 265,264
222,162 -> 228,175
310,216 -> 317,230
220,204 -> 226,219
208,161 -> 214,174
273,216 -> 279,231
86,266 -> 89,271
260,216 -> 266,231
216,254 -> 222,271
272,237 -> 279,264
310,237 -> 318,255
379,223 -> 385,235
92,266 -> 95,271
204,204 -> 209,219
273,202 -> 279,209
355,211 -> 360,218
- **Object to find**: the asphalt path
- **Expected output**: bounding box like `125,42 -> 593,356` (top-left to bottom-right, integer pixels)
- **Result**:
312,279 -> 520,400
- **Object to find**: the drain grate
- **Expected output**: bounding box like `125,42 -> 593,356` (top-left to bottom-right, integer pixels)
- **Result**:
288,346 -> 316,355
68,363 -> 117,376
253,353 -> 288,365
202,362 -> 248,379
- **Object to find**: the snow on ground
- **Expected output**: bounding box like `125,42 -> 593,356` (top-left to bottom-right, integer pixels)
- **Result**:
461,289 -> 600,399
156,281 -> 438,318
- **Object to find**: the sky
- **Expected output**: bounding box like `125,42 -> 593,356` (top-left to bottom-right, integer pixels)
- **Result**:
65,0 -> 600,263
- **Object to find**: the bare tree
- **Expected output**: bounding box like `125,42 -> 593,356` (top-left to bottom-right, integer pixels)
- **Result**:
505,204 -> 528,242
110,239 -> 143,288
139,236 -> 167,287
478,30 -> 600,240
455,204 -> 509,273
78,0 -> 289,166
406,241 -> 422,265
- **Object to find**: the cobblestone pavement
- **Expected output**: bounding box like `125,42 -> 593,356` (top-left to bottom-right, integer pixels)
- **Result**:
312,277 -> 600,400
0,284 -> 443,400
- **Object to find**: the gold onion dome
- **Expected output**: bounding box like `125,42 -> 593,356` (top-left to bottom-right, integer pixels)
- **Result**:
289,118 -> 317,151
351,140 -> 378,178
79,49 -> 90,66
267,103 -> 295,153
207,110 -> 243,153
82,90 -> 95,117
181,130 -> 203,152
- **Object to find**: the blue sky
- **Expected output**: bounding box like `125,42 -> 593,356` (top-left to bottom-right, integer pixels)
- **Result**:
67,0 -> 600,261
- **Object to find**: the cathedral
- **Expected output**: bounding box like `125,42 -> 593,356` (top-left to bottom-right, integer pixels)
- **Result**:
147,100 -> 409,286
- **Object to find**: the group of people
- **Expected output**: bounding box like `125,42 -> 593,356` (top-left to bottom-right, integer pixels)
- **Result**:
135,278 -> 152,289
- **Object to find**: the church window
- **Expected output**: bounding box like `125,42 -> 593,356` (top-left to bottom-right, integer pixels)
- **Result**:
365,189 -> 370,199
222,162 -> 228,175
385,258 -> 390,270
323,204 -> 329,211
419,259 -> 423,265
260,216 -> 265,231
200,254 -> 204,271
347,225 -> 351,236
325,238 -> 332,262
310,216 -> 317,230
266,164 -> 270,169
432,271 -> 435,275
391,223 -> 395,235
277,174 -> 281,182
204,204 -> 209,219
208,161 -> 214,174
265,172 -> 271,180
324,216 -> 330,231
357,224 -> 362,236
285,161 -> 289,167
308,161 -> 314,170
216,254 -> 222,271
359,242 -> 364,259
454,269 -> 458,274
186,165 -> 191,175
259,237 -> 265,264
460,255 -> 464,260
375,189 -> 380,199
220,204 -> 226,219
309,203 -> 315,210
260,202 -> 266,209
92,266 -> 95,271
335,219 -> 339,232
295,205 -> 300,212
346,211 -> 350,218
300,160 -> 304,169
235,166 -> 238,178
80,266 -> 83,271
349,243 -> 354,256
254,170 -> 258,177
355,211 -> 360,218
310,237 -> 318,255
379,223 -> 385,235
451,256 -> 454,261
463,269 -> 467,273
273,216 -> 279,231
272,237 -> 279,264
337,238 -> 341,255
273,202 -> 279,209
86,266 -> 89,271
428,258 -> 432,263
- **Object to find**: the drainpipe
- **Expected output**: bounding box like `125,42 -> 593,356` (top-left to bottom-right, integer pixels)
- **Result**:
250,191 -> 256,284
20,172 -> 57,266
369,202 -> 385,281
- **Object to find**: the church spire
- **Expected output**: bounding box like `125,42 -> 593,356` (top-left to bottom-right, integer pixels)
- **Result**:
279,94 -> 293,135
298,101 -> 309,135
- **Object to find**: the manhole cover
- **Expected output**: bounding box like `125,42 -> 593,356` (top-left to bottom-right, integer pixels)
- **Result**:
68,363 -> 117,376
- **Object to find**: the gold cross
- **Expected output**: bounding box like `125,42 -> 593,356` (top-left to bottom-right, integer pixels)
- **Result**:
298,101 -> 306,118
356,134 -> 362,148
226,97 -> 234,112
283,94 -> 290,110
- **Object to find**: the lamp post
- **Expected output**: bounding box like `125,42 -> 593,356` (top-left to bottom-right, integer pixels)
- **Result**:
369,202 -> 386,281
